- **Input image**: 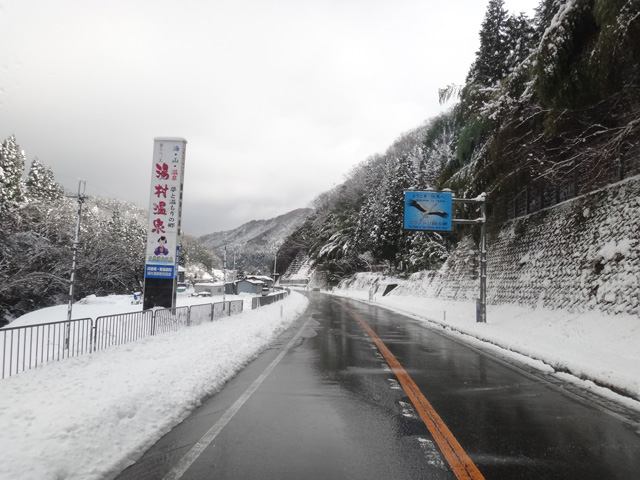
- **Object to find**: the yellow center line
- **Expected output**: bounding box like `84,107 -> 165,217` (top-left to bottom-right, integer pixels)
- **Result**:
342,304 -> 485,480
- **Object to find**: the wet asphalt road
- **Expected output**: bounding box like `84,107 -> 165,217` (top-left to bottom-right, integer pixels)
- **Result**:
116,292 -> 640,479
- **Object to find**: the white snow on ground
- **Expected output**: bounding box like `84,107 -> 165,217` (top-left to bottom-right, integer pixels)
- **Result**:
0,292 -> 309,480
330,281 -> 640,408
6,291 -> 257,328
2,284 -> 640,479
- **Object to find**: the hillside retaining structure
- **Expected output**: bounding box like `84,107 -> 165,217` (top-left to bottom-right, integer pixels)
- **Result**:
357,175 -> 640,316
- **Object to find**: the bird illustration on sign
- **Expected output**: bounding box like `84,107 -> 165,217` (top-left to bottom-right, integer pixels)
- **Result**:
407,199 -> 449,219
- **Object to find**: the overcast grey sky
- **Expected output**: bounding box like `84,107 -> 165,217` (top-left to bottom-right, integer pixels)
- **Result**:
0,0 -> 537,236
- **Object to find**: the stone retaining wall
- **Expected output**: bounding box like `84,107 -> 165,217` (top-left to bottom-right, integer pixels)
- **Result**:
389,176 -> 640,316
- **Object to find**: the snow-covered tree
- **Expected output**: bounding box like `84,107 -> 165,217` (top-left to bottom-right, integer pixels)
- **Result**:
358,153 -> 417,266
25,157 -> 64,201
180,233 -> 221,272
534,0 -> 598,108
72,206 -> 148,296
0,135 -> 26,210
462,1 -> 534,120
533,0 -> 565,43
467,0 -> 510,86
399,231 -> 449,272
422,110 -> 460,187
504,12 -> 535,73
0,136 -> 155,324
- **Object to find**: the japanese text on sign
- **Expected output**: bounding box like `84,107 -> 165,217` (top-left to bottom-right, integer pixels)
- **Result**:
145,138 -> 186,277
403,191 -> 453,231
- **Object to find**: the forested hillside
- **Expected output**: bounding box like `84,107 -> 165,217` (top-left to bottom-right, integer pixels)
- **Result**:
199,208 -> 311,276
279,0 -> 640,285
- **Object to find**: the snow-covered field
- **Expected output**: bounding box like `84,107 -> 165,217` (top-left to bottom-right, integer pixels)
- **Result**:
0,292 -> 309,480
6,291 -> 254,329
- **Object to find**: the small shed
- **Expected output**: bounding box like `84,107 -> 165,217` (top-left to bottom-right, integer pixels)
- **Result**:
193,282 -> 225,296
236,278 -> 264,295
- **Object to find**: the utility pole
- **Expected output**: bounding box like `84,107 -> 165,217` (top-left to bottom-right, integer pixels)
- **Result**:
223,246 -> 227,308
233,250 -> 236,282
66,180 -> 86,348
273,251 -> 277,288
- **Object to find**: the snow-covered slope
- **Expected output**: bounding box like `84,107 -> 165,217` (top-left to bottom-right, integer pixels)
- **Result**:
199,208 -> 311,255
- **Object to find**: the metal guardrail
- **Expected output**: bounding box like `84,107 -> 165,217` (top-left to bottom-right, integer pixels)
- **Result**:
1,299 -> 245,379
190,304 -> 213,326
213,302 -> 226,318
228,300 -> 243,315
153,306 -> 191,332
94,311 -> 155,351
251,290 -> 290,309
1,318 -> 93,379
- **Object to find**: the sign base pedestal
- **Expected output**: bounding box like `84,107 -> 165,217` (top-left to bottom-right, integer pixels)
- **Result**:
143,278 -> 176,310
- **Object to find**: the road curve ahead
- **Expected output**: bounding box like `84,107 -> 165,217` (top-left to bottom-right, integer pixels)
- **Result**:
117,292 -> 640,480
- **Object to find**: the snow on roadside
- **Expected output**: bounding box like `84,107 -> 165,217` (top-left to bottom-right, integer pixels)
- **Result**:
2,281 -> 639,479
329,283 -> 640,406
0,292 -> 308,480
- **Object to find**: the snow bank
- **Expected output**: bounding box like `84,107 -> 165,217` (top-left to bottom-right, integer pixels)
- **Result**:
0,292 -> 308,480
332,273 -> 640,404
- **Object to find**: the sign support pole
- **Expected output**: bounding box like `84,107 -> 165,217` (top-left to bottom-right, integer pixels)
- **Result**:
404,190 -> 487,323
480,200 -> 487,322
65,179 -> 86,349
223,247 -> 227,312
450,196 -> 487,323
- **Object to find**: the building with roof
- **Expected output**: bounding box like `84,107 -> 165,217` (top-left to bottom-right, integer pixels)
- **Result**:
235,278 -> 265,295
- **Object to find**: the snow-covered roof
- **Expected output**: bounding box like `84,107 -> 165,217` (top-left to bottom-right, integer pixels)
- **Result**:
246,275 -> 273,282
237,279 -> 264,285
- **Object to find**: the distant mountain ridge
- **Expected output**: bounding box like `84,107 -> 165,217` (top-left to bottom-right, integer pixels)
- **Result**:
199,208 -> 311,256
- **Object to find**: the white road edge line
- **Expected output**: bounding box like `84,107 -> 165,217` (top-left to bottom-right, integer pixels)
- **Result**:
162,318 -> 311,480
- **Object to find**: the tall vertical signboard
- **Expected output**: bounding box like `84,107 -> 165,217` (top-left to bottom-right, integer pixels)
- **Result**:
143,137 -> 187,310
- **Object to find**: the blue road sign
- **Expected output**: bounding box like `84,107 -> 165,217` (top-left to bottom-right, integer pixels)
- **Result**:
145,264 -> 175,279
404,191 -> 453,231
